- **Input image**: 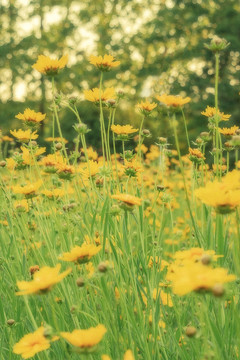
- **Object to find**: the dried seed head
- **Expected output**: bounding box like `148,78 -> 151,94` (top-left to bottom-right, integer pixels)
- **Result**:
212,283 -> 225,297
7,319 -> 15,326
98,262 -> 108,273
201,254 -> 212,265
76,277 -> 85,287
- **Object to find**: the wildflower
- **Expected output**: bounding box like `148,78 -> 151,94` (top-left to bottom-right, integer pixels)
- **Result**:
219,126 -> 239,137
13,327 -> 51,359
111,124 -> 138,136
136,100 -> 157,116
201,106 -> 231,122
14,199 -> 29,212
188,148 -> 205,163
16,264 -> 72,295
12,180 -> 43,198
57,164 -> 75,180
124,350 -> 135,360
89,54 -> 120,71
2,135 -> 14,142
10,129 -> 38,143
111,194 -> 143,209
195,172 -> 240,213
60,324 -> 107,352
41,188 -> 66,199
15,108 -> 46,125
45,137 -> 68,144
32,54 -> 68,75
170,261 -> 235,296
79,160 -> 100,178
205,36 -> 230,52
21,146 -> 46,165
84,88 -> 116,103
59,244 -> 101,264
156,94 -> 191,108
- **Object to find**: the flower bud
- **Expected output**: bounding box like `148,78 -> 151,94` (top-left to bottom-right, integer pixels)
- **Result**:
205,36 -> 230,52
158,137 -> 167,145
185,326 -> 197,338
98,262 -> 108,273
7,319 -> 15,326
212,283 -> 224,297
201,254 -> 212,265
76,277 -> 85,287
55,142 -> 62,150
0,160 -> 6,167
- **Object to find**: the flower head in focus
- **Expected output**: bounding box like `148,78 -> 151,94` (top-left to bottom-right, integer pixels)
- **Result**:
32,55 -> 68,75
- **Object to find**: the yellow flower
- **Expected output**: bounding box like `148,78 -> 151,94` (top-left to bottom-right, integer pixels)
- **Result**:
60,324 -> 107,350
12,180 -> 43,197
189,147 -> 205,162
124,350 -> 135,360
136,100 -> 157,114
170,262 -> 235,296
195,171 -> 240,213
79,160 -> 100,178
57,164 -> 75,179
201,106 -> 231,122
102,355 -> 111,360
45,137 -> 68,144
84,88 -> 116,102
111,125 -> 138,135
89,54 -> 120,71
13,327 -> 50,359
156,94 -> 191,108
111,194 -> 142,206
32,54 -> 68,75
15,108 -> 46,124
41,188 -> 66,199
21,146 -> 46,165
2,135 -> 13,142
219,125 -> 239,136
10,129 -> 38,142
59,244 -> 101,264
16,264 -> 72,295
14,199 -> 29,212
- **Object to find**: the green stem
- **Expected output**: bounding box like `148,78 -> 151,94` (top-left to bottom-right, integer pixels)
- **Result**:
181,108 -> 190,149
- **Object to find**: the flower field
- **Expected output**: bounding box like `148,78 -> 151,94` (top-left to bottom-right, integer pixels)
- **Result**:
1,38 -> 240,360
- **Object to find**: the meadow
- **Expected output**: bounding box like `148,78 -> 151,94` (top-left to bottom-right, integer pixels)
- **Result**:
0,37 -> 240,360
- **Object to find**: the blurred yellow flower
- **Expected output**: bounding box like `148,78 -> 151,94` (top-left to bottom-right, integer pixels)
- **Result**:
111,194 -> 142,206
124,350 -> 135,360
219,125 -> 239,136
84,88 -> 116,102
89,54 -> 120,71
12,180 -> 43,197
111,125 -> 138,135
13,327 -> 50,359
136,100 -> 157,113
59,244 -> 101,263
16,264 -> 72,295
156,94 -> 191,107
32,54 -> 68,75
60,324 -> 107,350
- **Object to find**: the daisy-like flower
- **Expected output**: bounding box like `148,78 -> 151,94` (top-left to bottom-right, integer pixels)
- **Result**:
56,164 -> 75,180
111,194 -> 143,207
219,125 -> 239,137
15,108 -> 46,125
111,124 -> 138,141
60,324 -> 107,353
201,106 -> 231,122
32,54 -> 68,75
16,264 -> 72,295
156,94 -> 191,108
59,243 -> 101,264
79,160 -> 100,178
188,147 -> 205,163
13,327 -> 51,359
10,129 -> 38,143
41,188 -> 66,199
2,135 -> 13,142
169,261 -> 235,296
89,54 -> 120,71
14,199 -> 29,213
12,180 -> 43,198
136,100 -> 157,116
84,88 -> 116,103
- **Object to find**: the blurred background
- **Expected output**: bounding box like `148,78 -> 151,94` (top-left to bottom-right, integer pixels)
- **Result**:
0,0 -> 240,153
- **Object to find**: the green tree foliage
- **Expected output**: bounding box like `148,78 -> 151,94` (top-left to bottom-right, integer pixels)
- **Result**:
0,0 -> 239,151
